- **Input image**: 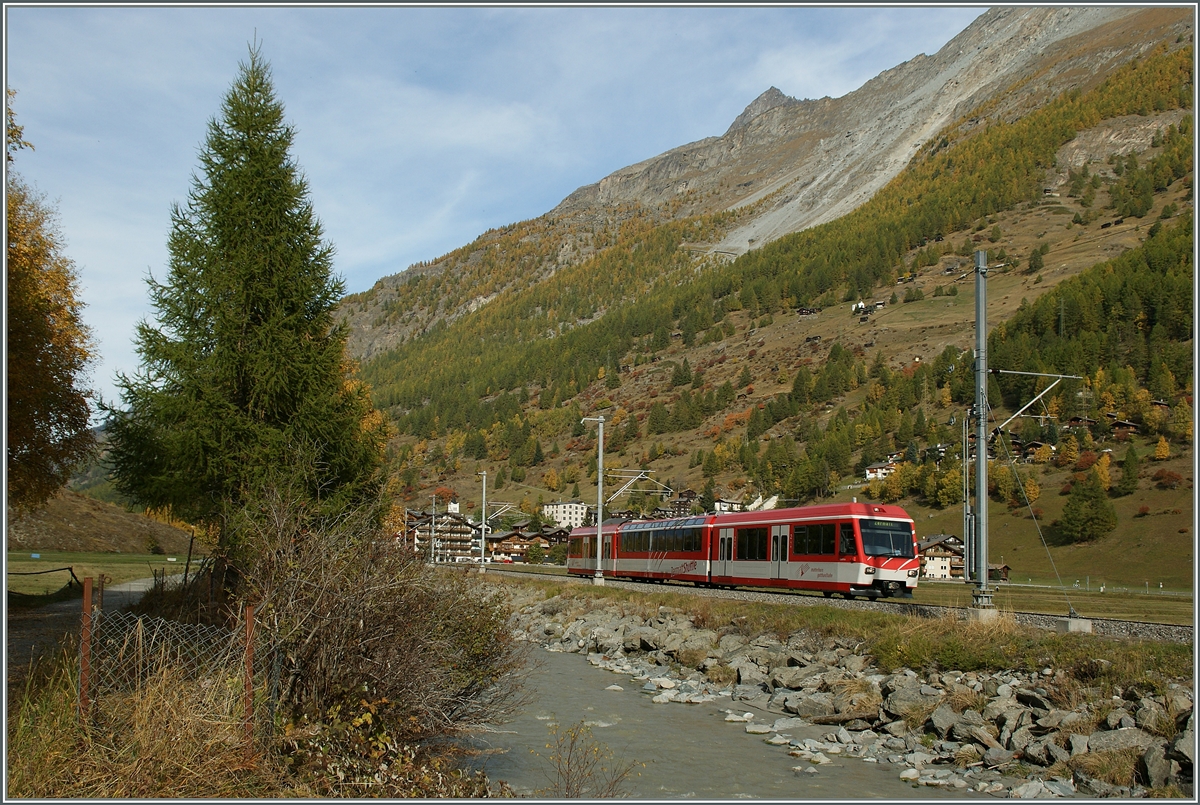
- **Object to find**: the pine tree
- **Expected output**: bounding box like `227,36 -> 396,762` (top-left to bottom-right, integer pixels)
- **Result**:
106,47 -> 389,552
1057,471 -> 1117,543
1116,446 -> 1140,496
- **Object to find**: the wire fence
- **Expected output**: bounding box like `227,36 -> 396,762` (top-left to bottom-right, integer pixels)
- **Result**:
78,579 -> 280,748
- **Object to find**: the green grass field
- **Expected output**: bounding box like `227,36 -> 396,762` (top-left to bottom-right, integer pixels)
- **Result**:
484,563 -> 1192,625
5,551 -> 202,596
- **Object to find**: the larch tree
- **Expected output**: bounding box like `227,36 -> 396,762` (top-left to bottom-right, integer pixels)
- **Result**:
106,48 -> 389,558
6,90 -> 97,515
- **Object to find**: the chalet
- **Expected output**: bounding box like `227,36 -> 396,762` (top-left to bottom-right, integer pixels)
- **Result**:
1065,416 -> 1097,429
1111,419 -> 1140,438
713,498 -> 744,514
1021,441 -> 1054,460
988,563 -> 1011,583
864,461 -> 898,481
918,534 -> 964,579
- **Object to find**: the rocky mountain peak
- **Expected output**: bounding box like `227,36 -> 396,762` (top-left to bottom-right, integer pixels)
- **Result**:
726,86 -> 800,134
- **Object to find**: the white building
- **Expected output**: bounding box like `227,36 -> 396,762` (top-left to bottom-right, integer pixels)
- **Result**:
542,500 -> 590,530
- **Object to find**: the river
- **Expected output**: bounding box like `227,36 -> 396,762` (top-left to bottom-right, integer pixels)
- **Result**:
463,648 -> 976,799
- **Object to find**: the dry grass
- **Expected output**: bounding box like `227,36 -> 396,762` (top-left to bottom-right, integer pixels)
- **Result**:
1068,748 -> 1143,788
829,676 -> 881,713
946,686 -> 988,714
6,648 -> 289,798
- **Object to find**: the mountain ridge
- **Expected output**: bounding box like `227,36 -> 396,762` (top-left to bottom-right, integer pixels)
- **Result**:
338,6 -> 1191,364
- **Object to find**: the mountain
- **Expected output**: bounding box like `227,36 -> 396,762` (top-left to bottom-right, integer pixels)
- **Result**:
338,6 -> 1191,363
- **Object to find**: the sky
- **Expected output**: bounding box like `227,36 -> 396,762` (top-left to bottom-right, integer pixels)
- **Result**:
5,4 -> 986,416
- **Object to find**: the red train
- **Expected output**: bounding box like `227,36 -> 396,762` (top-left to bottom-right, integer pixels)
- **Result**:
566,502 -> 919,599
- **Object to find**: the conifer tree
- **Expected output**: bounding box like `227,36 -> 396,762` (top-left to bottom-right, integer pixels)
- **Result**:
106,47 -> 389,552
1057,471 -> 1117,543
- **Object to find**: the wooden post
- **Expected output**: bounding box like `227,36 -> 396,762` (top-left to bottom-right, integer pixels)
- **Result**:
97,573 -> 105,613
183,527 -> 195,588
80,577 -> 93,720
243,604 -> 255,754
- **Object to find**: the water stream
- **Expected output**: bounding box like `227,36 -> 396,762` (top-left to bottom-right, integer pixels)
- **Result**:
463,648 -> 974,799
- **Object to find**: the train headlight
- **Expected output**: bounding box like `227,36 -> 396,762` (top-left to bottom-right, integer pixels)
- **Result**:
864,566 -> 876,575
907,570 -> 918,578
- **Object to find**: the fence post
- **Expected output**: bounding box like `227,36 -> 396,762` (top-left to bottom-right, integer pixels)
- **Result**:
243,604 -> 255,754
79,577 -> 93,720
97,573 -> 105,613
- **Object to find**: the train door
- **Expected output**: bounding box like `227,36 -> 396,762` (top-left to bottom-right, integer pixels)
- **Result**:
716,528 -> 733,577
603,530 -> 613,575
770,525 -> 789,580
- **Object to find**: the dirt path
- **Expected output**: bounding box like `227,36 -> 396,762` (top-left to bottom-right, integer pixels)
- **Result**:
6,578 -> 161,690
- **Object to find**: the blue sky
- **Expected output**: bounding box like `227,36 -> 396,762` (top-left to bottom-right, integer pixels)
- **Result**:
5,5 -> 986,413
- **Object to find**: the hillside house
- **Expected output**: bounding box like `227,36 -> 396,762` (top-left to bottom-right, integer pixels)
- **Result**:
397,509 -> 481,562
918,534 -> 965,579
713,498 -> 744,513
542,499 -> 590,530
864,461 -> 899,481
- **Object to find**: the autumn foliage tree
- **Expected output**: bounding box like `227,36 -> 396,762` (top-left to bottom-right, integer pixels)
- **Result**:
6,90 -> 96,514
105,49 -> 389,558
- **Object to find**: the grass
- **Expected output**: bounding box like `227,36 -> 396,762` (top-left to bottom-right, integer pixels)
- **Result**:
5,551 -> 203,596
491,563 -> 1192,625
493,574 -> 1193,699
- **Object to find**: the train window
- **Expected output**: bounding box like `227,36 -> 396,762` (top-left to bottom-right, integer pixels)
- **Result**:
859,519 -> 915,558
569,538 -> 581,557
818,523 -> 836,555
792,525 -> 807,555
839,523 -> 856,557
737,526 -> 769,561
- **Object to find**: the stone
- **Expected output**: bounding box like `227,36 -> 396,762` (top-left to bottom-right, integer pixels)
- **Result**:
1046,740 -> 1071,765
1015,688 -> 1053,711
883,686 -> 941,719
770,664 -> 824,690
771,717 -> 807,732
745,723 -> 774,734
1043,778 -> 1076,797
899,768 -> 920,781
983,747 -> 1014,767
905,751 -> 937,767
1142,741 -> 1176,790
1010,780 -> 1047,798
605,684 -> 624,691
1068,733 -> 1089,756
835,726 -> 853,744
882,721 -> 909,738
1087,727 -> 1156,754
766,734 -> 791,746
784,692 -> 837,718
929,704 -> 958,738
842,654 -> 869,674
1008,725 -> 1034,752
982,697 -> 1017,722
651,692 -> 675,704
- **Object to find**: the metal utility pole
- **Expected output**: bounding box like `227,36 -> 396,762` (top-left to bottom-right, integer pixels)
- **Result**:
972,250 -> 994,612
581,415 -> 605,584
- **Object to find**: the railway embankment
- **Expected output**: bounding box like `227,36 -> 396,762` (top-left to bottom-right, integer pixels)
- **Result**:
505,586 -> 1194,798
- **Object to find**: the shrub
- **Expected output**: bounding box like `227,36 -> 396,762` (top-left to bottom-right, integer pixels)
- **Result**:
1153,469 -> 1183,490
1137,506 -> 1151,517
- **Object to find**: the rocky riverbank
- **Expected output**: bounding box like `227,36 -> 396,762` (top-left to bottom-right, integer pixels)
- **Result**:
506,588 -> 1194,798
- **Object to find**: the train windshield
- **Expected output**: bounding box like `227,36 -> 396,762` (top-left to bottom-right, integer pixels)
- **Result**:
859,519 -> 915,558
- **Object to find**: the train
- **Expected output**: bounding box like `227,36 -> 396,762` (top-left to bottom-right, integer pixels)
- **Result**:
566,502 -> 919,599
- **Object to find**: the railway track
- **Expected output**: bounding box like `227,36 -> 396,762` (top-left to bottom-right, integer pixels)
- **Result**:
481,567 -> 1194,644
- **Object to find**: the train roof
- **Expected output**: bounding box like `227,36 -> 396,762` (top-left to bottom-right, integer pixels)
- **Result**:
568,503 -> 913,537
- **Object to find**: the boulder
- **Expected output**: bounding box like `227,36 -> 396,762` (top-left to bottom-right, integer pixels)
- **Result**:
785,692 -> 837,718
1141,741 -> 1178,790
770,664 -> 825,690
842,654 -> 869,674
1008,724 -> 1036,758
983,746 -> 1014,767
1087,727 -> 1157,754
883,686 -> 941,719
929,704 -> 958,738
1015,689 -> 1053,712
1068,733 -> 1089,756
